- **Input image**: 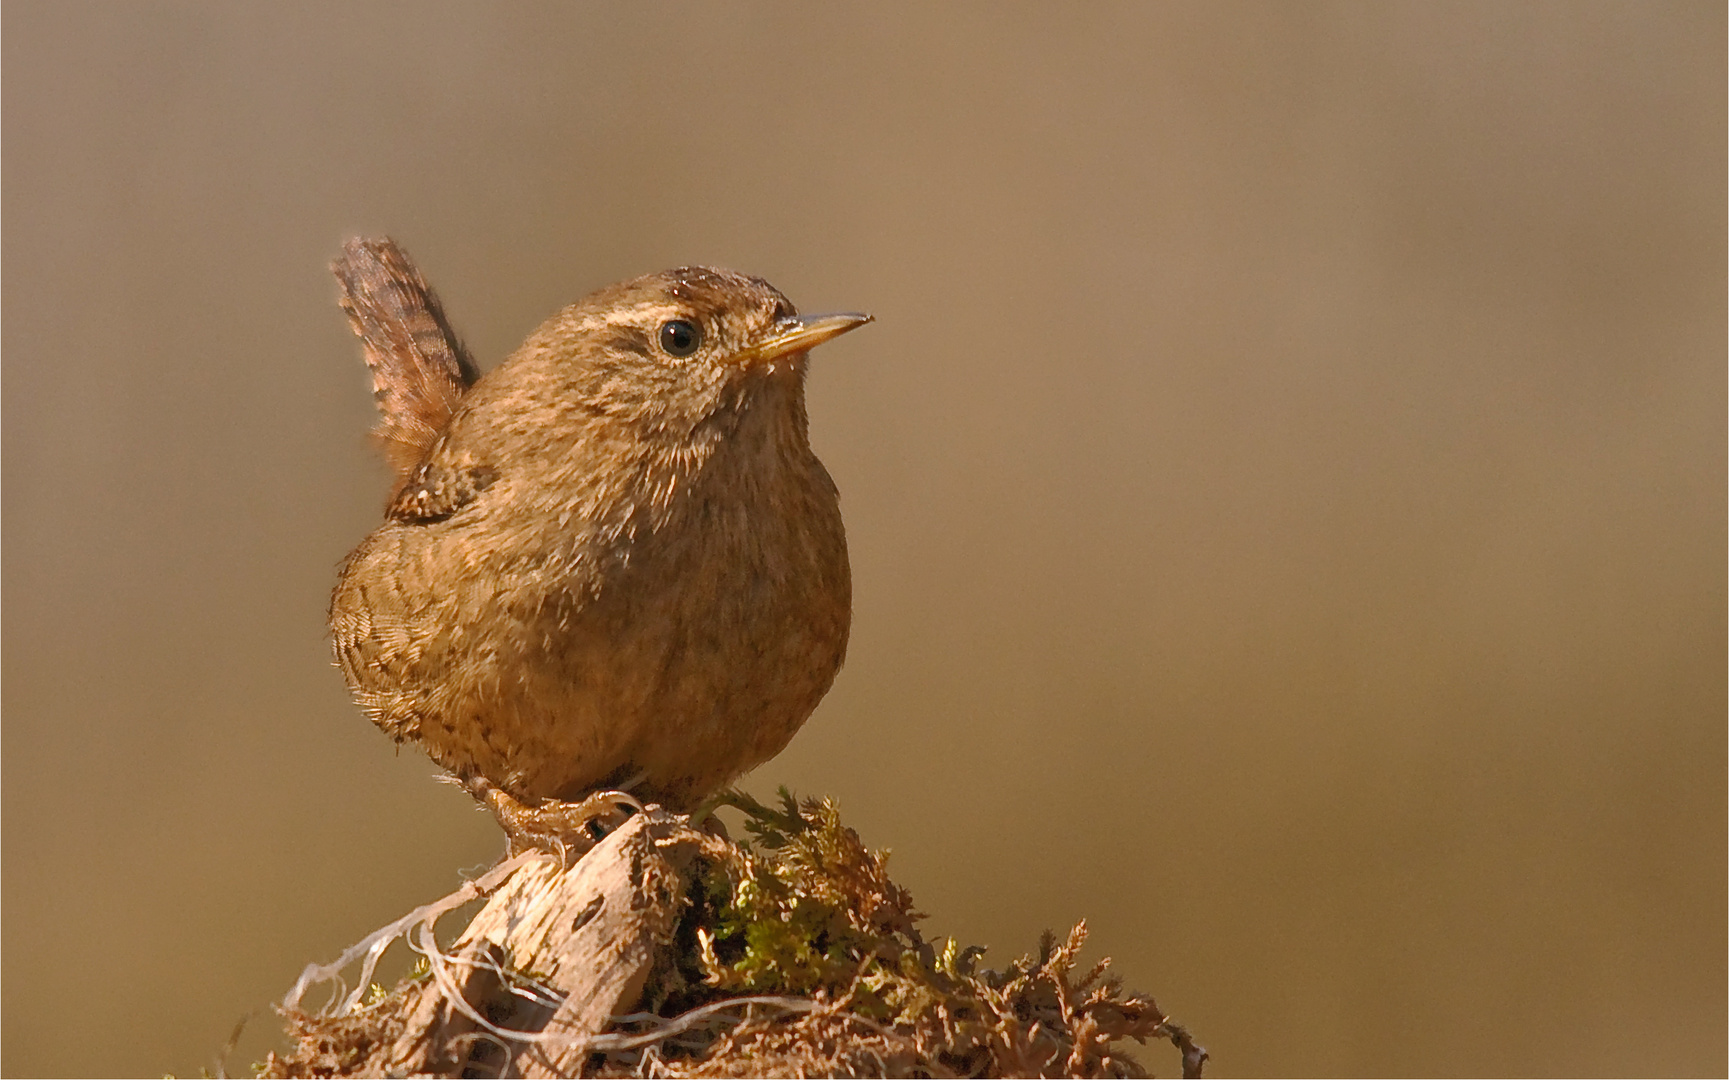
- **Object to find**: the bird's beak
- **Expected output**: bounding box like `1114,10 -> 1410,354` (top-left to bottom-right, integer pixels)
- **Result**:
740,312 -> 873,366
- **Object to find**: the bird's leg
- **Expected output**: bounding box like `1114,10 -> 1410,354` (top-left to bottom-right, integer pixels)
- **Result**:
462,776 -> 643,862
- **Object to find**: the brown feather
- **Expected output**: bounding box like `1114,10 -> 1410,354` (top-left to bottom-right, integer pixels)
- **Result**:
331,238 -> 478,492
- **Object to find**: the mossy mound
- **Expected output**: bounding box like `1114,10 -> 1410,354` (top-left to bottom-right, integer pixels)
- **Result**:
262,791 -> 1204,1078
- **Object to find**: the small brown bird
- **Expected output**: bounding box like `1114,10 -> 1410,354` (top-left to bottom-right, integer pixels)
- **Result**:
327,239 -> 868,848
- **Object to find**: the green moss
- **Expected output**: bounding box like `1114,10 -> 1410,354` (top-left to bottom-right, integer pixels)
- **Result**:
690,790 -> 921,999
627,788 -> 1204,1077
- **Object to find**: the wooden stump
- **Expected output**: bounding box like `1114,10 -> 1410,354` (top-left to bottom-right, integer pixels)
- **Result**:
272,809 -> 706,1077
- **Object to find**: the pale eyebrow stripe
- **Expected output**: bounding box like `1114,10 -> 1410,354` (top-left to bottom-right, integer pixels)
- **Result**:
578,302 -> 685,333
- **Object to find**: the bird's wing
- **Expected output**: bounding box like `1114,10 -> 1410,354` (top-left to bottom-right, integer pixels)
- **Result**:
333,237 -> 480,495
387,456 -> 499,524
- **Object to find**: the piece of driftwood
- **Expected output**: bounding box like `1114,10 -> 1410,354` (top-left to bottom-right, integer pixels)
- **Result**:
262,797 -> 1206,1079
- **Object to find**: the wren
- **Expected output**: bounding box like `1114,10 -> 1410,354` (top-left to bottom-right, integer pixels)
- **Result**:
327,239 -> 868,850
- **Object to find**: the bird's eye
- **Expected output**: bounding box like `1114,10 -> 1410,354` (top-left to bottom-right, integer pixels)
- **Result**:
658,319 -> 702,358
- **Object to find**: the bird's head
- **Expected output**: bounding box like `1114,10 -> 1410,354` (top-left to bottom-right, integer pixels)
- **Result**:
518,266 -> 871,434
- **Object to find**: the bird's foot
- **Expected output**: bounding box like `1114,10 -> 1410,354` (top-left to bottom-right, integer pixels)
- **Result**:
464,777 -> 643,862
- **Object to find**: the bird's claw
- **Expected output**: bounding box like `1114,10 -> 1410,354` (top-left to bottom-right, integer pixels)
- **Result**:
466,778 -> 644,862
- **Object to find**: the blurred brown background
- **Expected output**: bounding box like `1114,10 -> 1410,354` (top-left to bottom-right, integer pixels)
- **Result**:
3,2 -> 1723,1076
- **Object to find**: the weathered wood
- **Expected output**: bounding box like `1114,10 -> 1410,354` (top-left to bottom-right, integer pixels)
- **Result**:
279,808 -> 709,1078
